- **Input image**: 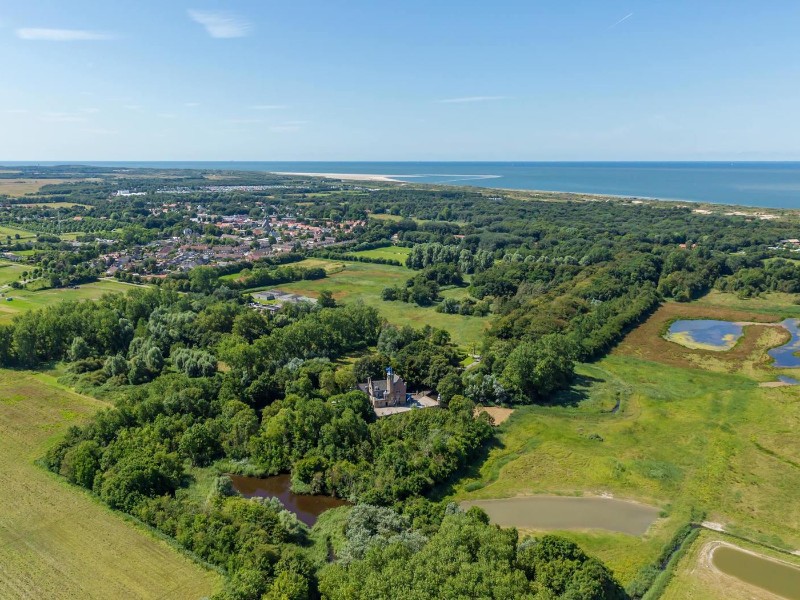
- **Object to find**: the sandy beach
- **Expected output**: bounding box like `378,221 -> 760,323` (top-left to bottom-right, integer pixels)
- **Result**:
274,172 -> 401,182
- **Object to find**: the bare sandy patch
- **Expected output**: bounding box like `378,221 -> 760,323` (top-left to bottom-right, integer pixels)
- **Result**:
475,406 -> 515,425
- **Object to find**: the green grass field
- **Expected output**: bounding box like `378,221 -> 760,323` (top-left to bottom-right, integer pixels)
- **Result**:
350,246 -> 412,262
0,261 -> 27,286
0,224 -> 37,240
0,279 -> 137,324
0,369 -> 221,598
259,258 -> 488,349
451,292 -> 800,586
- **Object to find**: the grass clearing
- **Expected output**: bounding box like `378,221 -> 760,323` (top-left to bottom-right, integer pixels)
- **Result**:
0,280 -> 138,324
0,224 -> 37,240
350,246 -> 412,262
0,369 -> 221,599
257,258 -> 489,349
451,292 -> 800,586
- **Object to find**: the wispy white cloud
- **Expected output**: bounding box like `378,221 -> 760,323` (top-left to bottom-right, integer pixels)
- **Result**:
40,111 -> 88,123
81,127 -> 118,135
438,96 -> 509,104
609,13 -> 634,29
251,104 -> 287,110
16,28 -> 116,41
185,102 -> 201,108
188,10 -> 252,39
3,109 -> 30,114
123,104 -> 143,111
224,117 -> 265,125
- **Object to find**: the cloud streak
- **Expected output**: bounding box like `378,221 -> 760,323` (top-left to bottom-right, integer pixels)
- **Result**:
438,96 -> 508,104
609,13 -> 634,29
188,10 -> 252,38
251,104 -> 288,110
16,28 -> 116,41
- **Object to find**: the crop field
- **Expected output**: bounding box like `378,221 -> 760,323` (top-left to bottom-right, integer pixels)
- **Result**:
451,292 -> 800,585
0,179 -> 73,196
263,258 -> 489,349
349,245 -> 412,262
0,279 -> 136,324
0,369 -> 221,599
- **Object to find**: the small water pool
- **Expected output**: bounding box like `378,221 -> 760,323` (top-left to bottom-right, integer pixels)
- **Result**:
768,319 -> 800,368
459,496 -> 659,536
665,319 -> 745,351
229,474 -> 350,526
711,544 -> 800,600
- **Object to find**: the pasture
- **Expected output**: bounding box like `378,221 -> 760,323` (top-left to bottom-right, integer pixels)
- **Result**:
0,279 -> 137,324
0,369 -> 221,599
451,292 -> 800,585
262,258 -> 489,348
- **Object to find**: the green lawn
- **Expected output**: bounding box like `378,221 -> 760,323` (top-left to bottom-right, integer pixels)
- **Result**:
350,246 -> 412,262
0,279 -> 138,324
253,258 -> 489,349
0,369 -> 221,598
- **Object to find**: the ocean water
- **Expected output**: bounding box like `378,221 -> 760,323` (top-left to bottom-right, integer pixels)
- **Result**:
8,161 -> 800,208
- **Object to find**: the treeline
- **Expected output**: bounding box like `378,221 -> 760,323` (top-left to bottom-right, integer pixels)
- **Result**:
320,504 -> 626,599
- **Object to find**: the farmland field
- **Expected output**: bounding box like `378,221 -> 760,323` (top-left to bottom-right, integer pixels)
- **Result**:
451,292 -> 800,585
0,369 -> 221,599
0,279 -> 138,324
258,258 -> 489,349
0,178 -> 74,196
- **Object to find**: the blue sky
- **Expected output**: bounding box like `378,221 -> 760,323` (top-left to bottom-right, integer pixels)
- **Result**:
2,1 -> 800,160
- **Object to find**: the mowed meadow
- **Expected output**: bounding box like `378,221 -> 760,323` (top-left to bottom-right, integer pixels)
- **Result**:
451,292 -> 800,588
253,255 -> 490,349
0,369 -> 222,599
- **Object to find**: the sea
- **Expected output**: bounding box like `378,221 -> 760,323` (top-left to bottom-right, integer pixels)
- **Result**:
8,161 -> 800,209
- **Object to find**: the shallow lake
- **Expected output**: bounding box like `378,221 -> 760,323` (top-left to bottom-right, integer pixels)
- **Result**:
459,496 -> 659,536
768,319 -> 800,368
229,474 -> 350,526
665,319 -> 744,350
711,545 -> 800,600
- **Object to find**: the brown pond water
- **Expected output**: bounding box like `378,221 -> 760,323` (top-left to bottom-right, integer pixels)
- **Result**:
459,496 -> 659,536
229,474 -> 350,526
711,545 -> 800,600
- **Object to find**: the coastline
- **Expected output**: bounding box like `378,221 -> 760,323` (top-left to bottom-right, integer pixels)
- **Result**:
273,171 -> 401,182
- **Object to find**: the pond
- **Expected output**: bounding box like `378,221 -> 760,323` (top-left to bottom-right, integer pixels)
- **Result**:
229,474 -> 350,526
459,496 -> 659,536
665,319 -> 744,351
768,319 -> 800,368
711,544 -> 800,600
